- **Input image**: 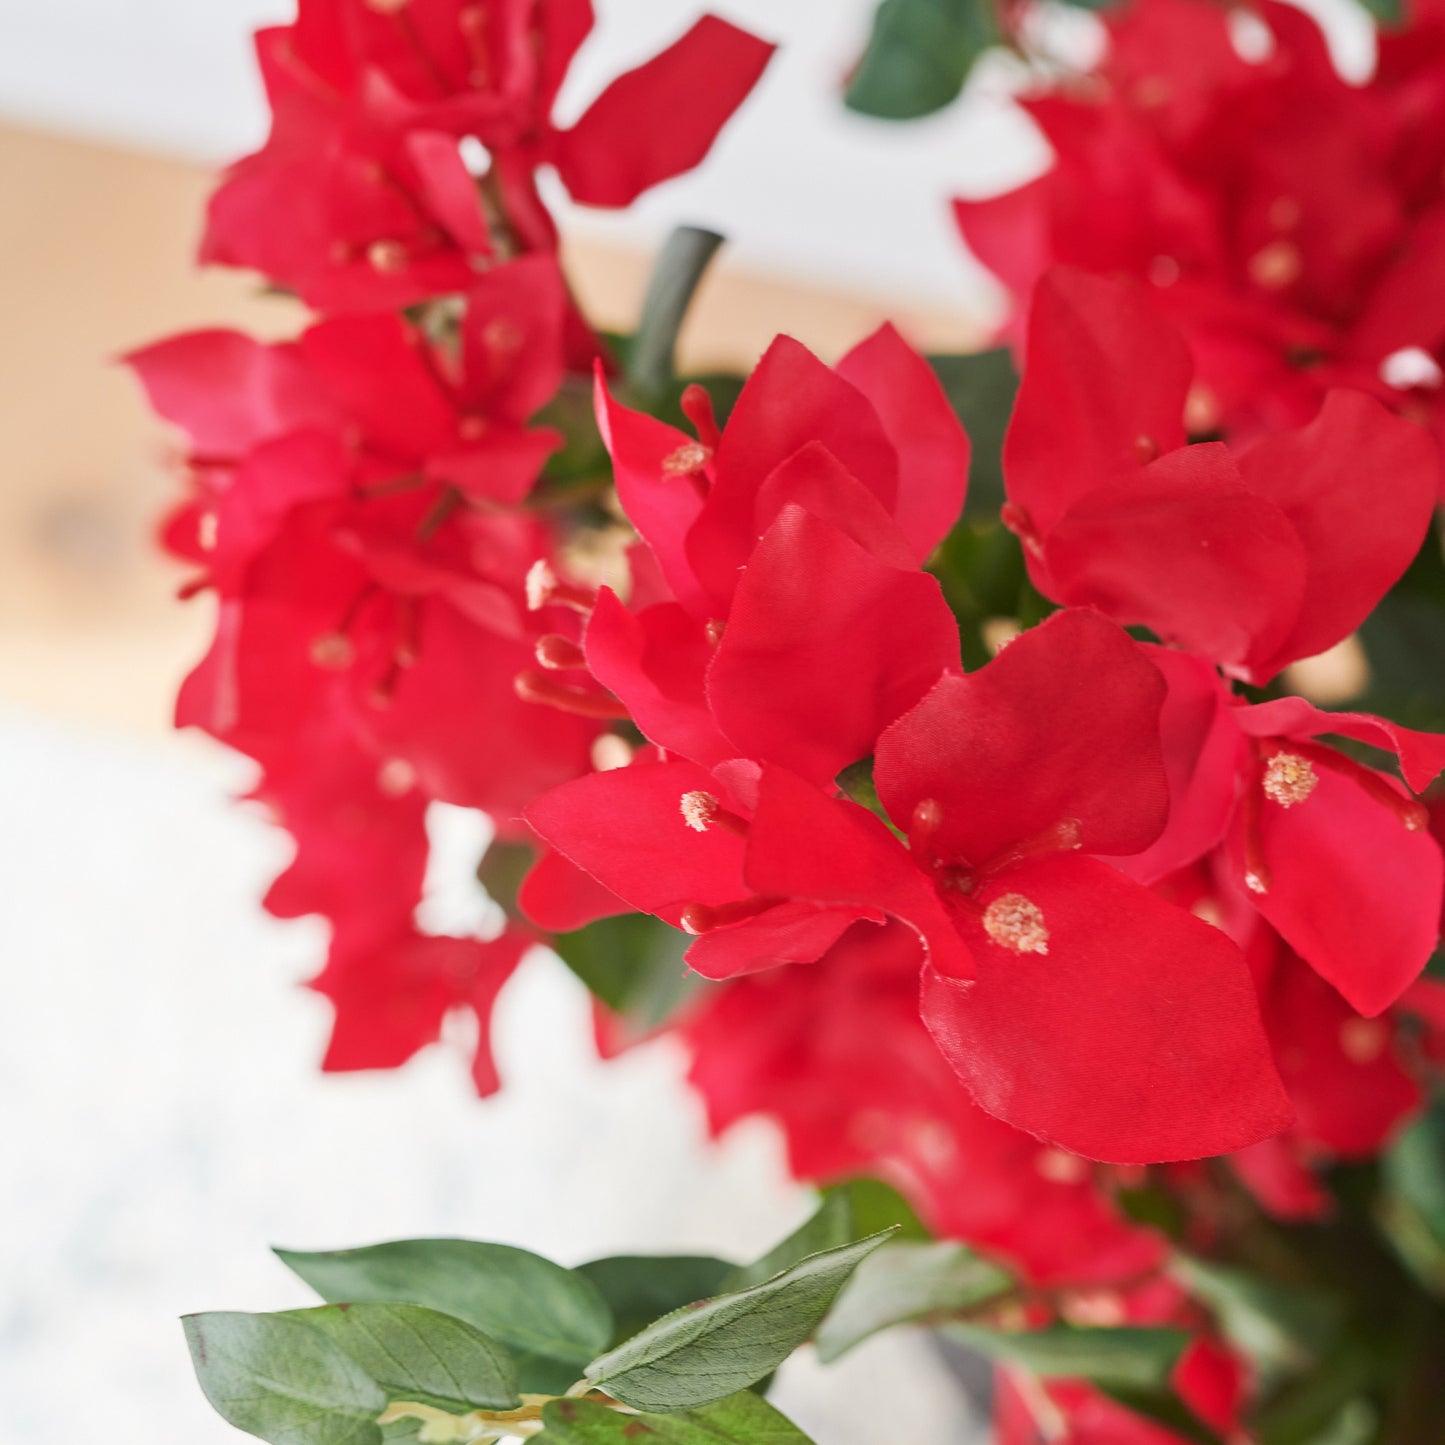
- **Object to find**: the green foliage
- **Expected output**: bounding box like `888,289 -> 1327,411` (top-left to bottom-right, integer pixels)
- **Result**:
926,348 -> 1018,520
282,1304 -> 520,1414
551,911 -> 707,1041
947,1322 -> 1190,1391
845,0 -> 999,120
819,1176 -> 931,1243
274,1239 -> 613,1394
183,1311 -> 387,1445
579,1256 -> 736,1350
584,1231 -> 895,1411
719,1193 -> 856,1294
1380,1097 -> 1445,1294
815,1240 -> 1012,1362
628,227 -> 726,399
475,838 -> 535,921
536,1391 -> 816,1443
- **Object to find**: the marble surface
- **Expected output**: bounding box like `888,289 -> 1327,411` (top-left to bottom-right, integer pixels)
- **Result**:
0,707 -> 986,1442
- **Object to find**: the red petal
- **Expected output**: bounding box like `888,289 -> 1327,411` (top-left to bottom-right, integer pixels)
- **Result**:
1227,760 -> 1444,1016
460,256 -> 568,422
923,854 -> 1291,1163
517,846 -> 631,933
594,371 -> 709,616
551,16 -> 774,206
584,590 -> 733,766
834,323 -> 971,560
683,901 -> 878,979
742,765 -> 972,978
876,609 -> 1170,867
1237,697 -> 1445,794
525,755 -> 749,922
708,506 -> 959,788
124,330 -> 338,453
689,336 -> 898,608
1004,267 -> 1191,534
1042,444 -> 1308,671
1235,391 -> 1439,677
405,130 -> 492,257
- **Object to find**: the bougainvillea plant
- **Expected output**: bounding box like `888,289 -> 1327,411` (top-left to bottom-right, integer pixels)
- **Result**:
134,1 -> 1445,1441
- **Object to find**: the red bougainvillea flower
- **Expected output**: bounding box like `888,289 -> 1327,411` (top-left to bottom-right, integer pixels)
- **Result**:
956,0 -> 1445,453
527,605 -> 1291,1164
1002,268 -> 1439,682
204,0 -> 774,308
1129,648 -> 1445,1019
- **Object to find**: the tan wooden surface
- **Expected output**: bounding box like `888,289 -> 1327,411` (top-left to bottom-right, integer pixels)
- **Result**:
0,123 -> 980,735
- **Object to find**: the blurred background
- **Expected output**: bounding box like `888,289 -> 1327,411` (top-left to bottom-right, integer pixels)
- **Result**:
0,0 -> 1366,1438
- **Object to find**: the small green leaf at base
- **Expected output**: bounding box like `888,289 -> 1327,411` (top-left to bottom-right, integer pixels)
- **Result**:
283,1304 -> 520,1414
815,1240 -> 1012,1362
946,1322 -> 1190,1392
845,0 -> 998,120
537,1391 -> 817,1443
584,1230 -> 896,1412
578,1256 -> 736,1350
183,1311 -> 386,1445
274,1240 -> 612,1394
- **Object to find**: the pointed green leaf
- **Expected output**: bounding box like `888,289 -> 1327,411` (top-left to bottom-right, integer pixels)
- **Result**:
537,1391 -> 816,1442
845,0 -> 998,120
585,1231 -> 895,1412
946,1323 -> 1189,1391
282,1304 -> 519,1414
926,349 -> 1018,520
1097,1385 -> 1225,1445
578,1257 -> 735,1350
819,1177 -> 930,1241
815,1241 -> 1012,1362
274,1240 -> 612,1393
183,1311 -> 385,1445
719,1193 -> 854,1294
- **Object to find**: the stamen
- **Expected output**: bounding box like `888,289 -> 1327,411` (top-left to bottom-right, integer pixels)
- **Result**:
524,559 -> 597,614
662,441 -> 713,477
983,893 -> 1050,955
1292,741 -> 1429,832
310,633 -> 356,670
1000,501 -> 1045,560
590,734 -> 633,772
534,634 -> 586,671
705,619 -> 727,646
679,790 -> 749,837
1184,384 -> 1220,435
1134,434 -> 1159,464
1249,239 -> 1302,290
513,671 -> 630,719
909,798 -> 943,860
458,415 -> 488,441
679,896 -> 777,934
1262,751 -> 1318,808
979,818 -> 1082,879
1035,1147 -> 1088,1185
377,757 -> 417,797
680,384 -> 721,450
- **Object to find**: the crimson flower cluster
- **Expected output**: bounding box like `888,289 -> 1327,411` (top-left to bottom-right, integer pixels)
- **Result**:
957,0 -> 1445,455
130,0 -> 773,1091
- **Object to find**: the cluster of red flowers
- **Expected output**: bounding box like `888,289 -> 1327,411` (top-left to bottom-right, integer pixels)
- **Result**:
135,2 -> 1445,1441
129,0 -> 774,1092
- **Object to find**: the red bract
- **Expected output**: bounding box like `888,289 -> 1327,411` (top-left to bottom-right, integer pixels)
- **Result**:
956,0 -> 1445,454
1003,268 -> 1439,683
527,601 -> 1291,1163
204,1 -> 774,308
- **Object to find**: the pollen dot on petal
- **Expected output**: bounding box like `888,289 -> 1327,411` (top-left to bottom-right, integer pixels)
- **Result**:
705,618 -> 727,646
1035,1147 -> 1088,1185
680,790 -> 720,832
1134,433 -> 1159,463
197,511 -> 219,551
377,757 -> 417,796
483,318 -> 522,356
983,893 -> 1049,955
310,633 -> 355,670
1249,239 -> 1302,290
1244,870 -> 1269,895
1339,1017 -> 1387,1064
1262,752 -> 1318,808
458,415 -> 488,441
661,441 -> 713,477
908,1120 -> 957,1171
1184,384 -> 1220,434
367,239 -> 409,274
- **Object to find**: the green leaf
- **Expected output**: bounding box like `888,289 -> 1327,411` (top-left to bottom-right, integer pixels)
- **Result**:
282,1304 -> 519,1414
578,1257 -> 735,1350
552,912 -> 707,1041
584,1230 -> 896,1412
476,839 -> 535,921
1098,1385 -> 1224,1445
946,1323 -> 1189,1392
536,1391 -> 816,1442
815,1241 -> 1012,1362
274,1240 -> 612,1394
719,1193 -> 854,1294
1381,1100 -> 1445,1294
183,1311 -> 386,1445
845,0 -> 998,120
1171,1257 -> 1342,1386
819,1177 -> 931,1242
629,226 -> 726,398
926,349 -> 1018,520
1354,0 -> 1402,25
